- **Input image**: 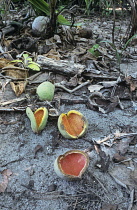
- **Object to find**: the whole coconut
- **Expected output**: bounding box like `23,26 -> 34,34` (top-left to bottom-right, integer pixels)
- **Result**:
37,81 -> 55,101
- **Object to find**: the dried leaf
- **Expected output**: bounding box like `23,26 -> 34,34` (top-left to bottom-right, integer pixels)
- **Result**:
0,169 -> 12,193
99,81 -> 118,88
125,76 -> 137,92
4,65 -> 28,79
10,81 -> 27,96
34,144 -> 43,158
117,137 -> 133,154
44,49 -> 61,60
96,150 -> 110,172
88,84 -> 103,92
113,153 -> 127,163
0,58 -> 10,68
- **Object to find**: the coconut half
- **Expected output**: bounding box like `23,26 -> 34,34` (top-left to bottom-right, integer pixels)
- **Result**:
57,110 -> 88,139
54,150 -> 89,179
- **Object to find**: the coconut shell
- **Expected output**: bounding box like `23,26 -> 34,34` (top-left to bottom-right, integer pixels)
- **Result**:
57,110 -> 88,139
54,150 -> 89,179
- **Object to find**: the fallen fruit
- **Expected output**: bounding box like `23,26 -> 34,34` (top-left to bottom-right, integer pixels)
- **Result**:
36,81 -> 55,101
54,150 -> 89,179
26,107 -> 48,133
57,110 -> 88,139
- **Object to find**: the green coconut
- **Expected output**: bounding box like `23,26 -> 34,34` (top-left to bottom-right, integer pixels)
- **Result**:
36,81 -> 55,101
26,107 -> 48,133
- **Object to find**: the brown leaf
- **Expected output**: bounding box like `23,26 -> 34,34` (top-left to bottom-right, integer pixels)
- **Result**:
2,169 -> 12,177
4,65 -> 28,79
96,150 -> 110,172
34,144 -> 43,158
125,76 -> 137,92
10,81 -> 27,96
113,153 -> 127,163
0,58 -> 10,68
0,169 -> 12,193
117,137 -> 133,155
44,49 -> 61,60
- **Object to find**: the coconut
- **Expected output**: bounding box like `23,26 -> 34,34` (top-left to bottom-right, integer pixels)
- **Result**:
57,110 -> 88,139
26,107 -> 48,133
54,150 -> 89,179
36,81 -> 55,101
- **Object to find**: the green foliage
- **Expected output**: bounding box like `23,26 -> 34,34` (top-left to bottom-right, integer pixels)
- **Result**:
57,14 -> 72,25
101,0 -> 112,16
27,0 -> 72,26
84,0 -> 93,15
89,44 -> 100,57
28,0 -> 50,15
99,34 -> 137,68
11,54 -> 40,71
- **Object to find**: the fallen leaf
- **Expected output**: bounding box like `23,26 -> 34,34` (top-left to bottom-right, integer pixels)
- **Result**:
99,80 -> 118,88
44,49 -> 61,60
10,81 -> 27,96
96,150 -> 110,172
113,153 -> 128,163
3,65 -> 28,79
88,84 -> 103,92
34,144 -> 43,158
0,169 -> 12,193
125,76 -> 137,92
0,58 -> 10,68
117,137 -> 133,155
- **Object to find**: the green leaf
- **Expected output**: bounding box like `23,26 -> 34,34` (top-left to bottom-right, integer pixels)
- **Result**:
10,60 -> 23,63
57,14 -> 71,26
28,62 -> 40,71
28,0 -> 50,16
23,54 -> 29,59
89,44 -> 100,57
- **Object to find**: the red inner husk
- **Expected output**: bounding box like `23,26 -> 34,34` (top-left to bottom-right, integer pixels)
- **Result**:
34,110 -> 44,127
62,113 -> 84,137
60,153 -> 86,176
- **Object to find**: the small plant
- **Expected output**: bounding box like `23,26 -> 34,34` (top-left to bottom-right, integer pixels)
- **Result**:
88,44 -> 100,57
11,53 -> 40,71
102,0 -> 112,17
27,0 -> 74,37
84,0 -> 93,15
98,34 -> 137,69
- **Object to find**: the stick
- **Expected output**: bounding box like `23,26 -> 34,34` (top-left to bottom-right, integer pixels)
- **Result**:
55,80 -> 91,93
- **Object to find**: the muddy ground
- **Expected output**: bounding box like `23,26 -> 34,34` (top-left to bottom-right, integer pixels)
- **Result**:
0,6 -> 137,210
0,84 -> 137,210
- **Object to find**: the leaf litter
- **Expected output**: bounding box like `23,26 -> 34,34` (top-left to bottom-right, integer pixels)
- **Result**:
0,2 -> 137,210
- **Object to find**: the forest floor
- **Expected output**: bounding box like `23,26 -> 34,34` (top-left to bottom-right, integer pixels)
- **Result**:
0,4 -> 137,210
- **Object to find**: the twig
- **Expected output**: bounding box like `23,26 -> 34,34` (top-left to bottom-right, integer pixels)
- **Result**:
96,132 -> 137,144
73,197 -> 78,210
96,135 -> 112,144
0,97 -> 26,106
92,175 -> 108,193
0,107 -> 26,111
128,189 -> 134,210
55,80 -> 91,93
109,173 -> 127,189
